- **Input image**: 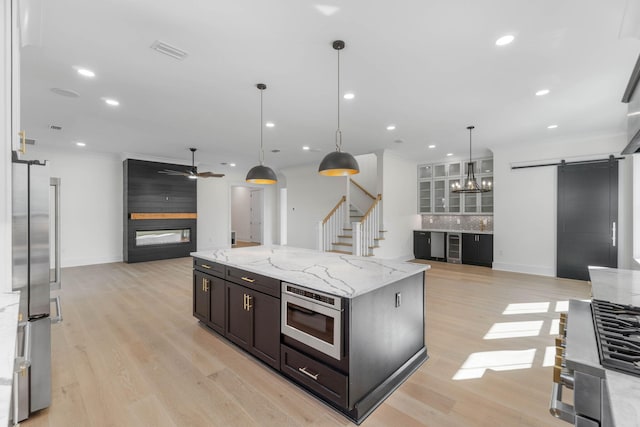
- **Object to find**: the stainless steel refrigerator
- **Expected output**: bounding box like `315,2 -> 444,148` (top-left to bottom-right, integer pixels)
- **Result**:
11,152 -> 61,423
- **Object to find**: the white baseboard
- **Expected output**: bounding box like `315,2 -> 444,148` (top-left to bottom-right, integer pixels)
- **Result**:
62,255 -> 123,268
492,261 -> 555,277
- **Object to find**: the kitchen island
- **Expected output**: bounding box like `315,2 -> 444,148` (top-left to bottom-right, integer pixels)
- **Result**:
191,245 -> 429,424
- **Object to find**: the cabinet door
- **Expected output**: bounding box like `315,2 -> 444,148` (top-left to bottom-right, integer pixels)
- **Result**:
448,162 -> 462,177
480,176 -> 493,213
413,231 -> 430,259
193,272 -> 210,323
433,180 -> 446,213
418,164 -> 432,179
461,233 -> 478,265
250,291 -> 280,369
225,283 -> 252,350
418,180 -> 432,213
209,276 -> 226,335
433,164 -> 446,178
464,193 -> 478,213
448,179 -> 461,213
478,235 -> 494,267
10,0 -> 21,152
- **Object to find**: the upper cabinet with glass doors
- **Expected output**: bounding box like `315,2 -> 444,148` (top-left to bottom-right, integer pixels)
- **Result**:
417,158 -> 493,215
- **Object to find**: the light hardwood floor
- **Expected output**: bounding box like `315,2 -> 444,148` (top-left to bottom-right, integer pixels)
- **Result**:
22,258 -> 589,427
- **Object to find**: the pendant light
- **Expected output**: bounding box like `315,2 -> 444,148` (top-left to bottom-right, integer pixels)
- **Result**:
318,40 -> 360,176
246,83 -> 278,184
451,126 -> 491,193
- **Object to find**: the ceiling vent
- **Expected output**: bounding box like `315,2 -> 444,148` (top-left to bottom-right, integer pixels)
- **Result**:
150,40 -> 188,60
49,124 -> 63,131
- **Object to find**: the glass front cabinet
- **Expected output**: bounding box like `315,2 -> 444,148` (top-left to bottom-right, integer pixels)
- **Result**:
417,158 -> 493,215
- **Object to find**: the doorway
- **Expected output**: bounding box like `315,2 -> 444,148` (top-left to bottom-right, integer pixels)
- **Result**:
557,159 -> 618,281
230,186 -> 263,247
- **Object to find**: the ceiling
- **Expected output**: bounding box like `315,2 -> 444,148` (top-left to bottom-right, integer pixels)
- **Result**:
20,0 -> 640,174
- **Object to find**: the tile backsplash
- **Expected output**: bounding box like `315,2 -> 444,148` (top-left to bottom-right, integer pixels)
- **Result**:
421,215 -> 493,232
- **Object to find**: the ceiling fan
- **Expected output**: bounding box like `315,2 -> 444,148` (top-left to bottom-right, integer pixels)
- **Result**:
158,148 -> 225,179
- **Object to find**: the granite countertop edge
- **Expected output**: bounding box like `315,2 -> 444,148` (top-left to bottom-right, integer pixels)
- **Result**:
191,246 -> 429,298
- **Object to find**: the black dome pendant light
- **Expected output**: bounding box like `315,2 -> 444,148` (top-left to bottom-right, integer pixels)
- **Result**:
318,40 -> 360,176
246,83 -> 278,184
451,126 -> 491,193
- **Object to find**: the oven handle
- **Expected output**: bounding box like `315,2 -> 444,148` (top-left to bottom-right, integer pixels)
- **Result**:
549,382 -> 575,424
288,303 -> 316,316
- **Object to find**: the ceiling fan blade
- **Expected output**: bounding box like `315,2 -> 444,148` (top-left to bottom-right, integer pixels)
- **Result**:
158,169 -> 189,176
197,172 -> 225,178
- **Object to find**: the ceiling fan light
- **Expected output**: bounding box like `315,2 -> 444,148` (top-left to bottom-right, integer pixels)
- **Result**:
246,164 -> 278,184
318,151 -> 359,176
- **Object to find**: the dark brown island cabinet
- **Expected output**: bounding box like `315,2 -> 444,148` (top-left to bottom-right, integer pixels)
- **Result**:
192,255 -> 428,424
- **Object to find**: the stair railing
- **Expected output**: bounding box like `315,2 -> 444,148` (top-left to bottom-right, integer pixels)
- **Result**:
318,196 -> 346,252
353,194 -> 382,256
349,179 -> 375,215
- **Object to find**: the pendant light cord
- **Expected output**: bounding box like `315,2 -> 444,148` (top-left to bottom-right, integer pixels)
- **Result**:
260,87 -> 264,165
335,47 -> 342,152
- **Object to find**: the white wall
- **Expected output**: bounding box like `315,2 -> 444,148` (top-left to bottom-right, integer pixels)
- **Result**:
230,186 -> 251,241
281,162 -> 345,249
492,133 -> 632,276
375,150 -> 421,260
353,153 -> 377,194
25,146 -> 123,267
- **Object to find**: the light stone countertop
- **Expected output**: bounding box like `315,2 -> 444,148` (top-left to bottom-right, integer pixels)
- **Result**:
191,245 -> 429,298
0,292 -> 20,427
415,228 -> 493,235
588,266 -> 640,427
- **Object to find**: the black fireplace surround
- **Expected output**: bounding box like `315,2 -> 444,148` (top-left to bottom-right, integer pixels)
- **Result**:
124,159 -> 197,263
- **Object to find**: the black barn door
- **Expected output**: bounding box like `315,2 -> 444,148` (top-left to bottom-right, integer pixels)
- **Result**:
557,159 -> 618,281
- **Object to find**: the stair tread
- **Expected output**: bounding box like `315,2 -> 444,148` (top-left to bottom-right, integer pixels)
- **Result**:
337,235 -> 351,238
373,238 -> 385,241
328,250 -> 351,255
332,242 -> 353,246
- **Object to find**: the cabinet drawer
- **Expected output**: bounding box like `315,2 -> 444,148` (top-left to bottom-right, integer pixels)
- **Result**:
193,258 -> 224,277
226,266 -> 280,298
281,344 -> 348,408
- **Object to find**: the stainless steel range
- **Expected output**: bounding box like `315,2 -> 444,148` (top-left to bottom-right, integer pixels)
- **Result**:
550,267 -> 640,427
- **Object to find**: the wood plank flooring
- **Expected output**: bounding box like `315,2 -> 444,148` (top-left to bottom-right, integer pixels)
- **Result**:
22,258 -> 590,427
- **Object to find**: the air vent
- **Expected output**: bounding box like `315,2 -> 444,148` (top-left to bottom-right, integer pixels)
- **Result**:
49,124 -> 63,131
150,40 -> 188,60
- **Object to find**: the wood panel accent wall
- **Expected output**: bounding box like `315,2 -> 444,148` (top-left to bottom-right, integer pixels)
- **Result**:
124,159 -> 197,263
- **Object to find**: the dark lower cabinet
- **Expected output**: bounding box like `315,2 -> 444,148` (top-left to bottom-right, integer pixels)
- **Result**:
225,282 -> 280,369
193,271 -> 210,323
462,233 -> 493,267
413,231 -> 430,260
193,269 -> 225,335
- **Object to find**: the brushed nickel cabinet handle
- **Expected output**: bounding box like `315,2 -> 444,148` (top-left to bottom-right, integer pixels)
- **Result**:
241,276 -> 255,283
298,366 -> 319,380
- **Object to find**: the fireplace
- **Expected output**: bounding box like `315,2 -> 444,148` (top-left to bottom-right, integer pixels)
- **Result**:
135,228 -> 191,247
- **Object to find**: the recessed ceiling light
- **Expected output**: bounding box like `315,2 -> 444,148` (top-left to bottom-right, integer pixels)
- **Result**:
77,68 -> 95,78
627,111 -> 640,117
265,122 -> 275,128
302,146 -> 310,151
104,98 -> 119,106
428,144 -> 436,149
446,153 -> 454,157
547,124 -> 558,129
75,142 -> 86,147
495,35 -> 515,46
536,89 -> 550,96
386,125 -> 396,131
343,92 -> 355,100
229,163 -> 236,167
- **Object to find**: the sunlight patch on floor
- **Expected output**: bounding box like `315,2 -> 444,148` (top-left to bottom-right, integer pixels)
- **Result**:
484,321 -> 544,339
503,302 -> 550,315
549,318 -> 560,335
452,349 -> 536,380
543,346 -> 556,367
554,301 -> 569,312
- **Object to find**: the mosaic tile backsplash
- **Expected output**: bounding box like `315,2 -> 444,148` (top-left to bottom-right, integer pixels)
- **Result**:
420,215 -> 493,233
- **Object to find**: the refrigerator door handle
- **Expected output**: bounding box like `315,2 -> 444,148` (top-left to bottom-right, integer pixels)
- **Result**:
50,296 -> 63,324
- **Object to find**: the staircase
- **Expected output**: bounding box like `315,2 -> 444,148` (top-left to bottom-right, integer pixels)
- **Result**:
329,205 -> 385,256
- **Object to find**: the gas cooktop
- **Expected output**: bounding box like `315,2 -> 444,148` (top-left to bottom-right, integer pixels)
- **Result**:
592,299 -> 640,377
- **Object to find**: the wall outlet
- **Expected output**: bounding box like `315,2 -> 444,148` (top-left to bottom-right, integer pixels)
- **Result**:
429,218 -> 433,224
456,218 -> 461,224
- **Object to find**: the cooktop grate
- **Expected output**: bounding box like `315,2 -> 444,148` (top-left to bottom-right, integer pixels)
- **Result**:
592,299 -> 640,377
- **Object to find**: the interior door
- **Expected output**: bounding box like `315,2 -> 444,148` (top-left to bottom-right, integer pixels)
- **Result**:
249,189 -> 262,244
557,159 -> 618,281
